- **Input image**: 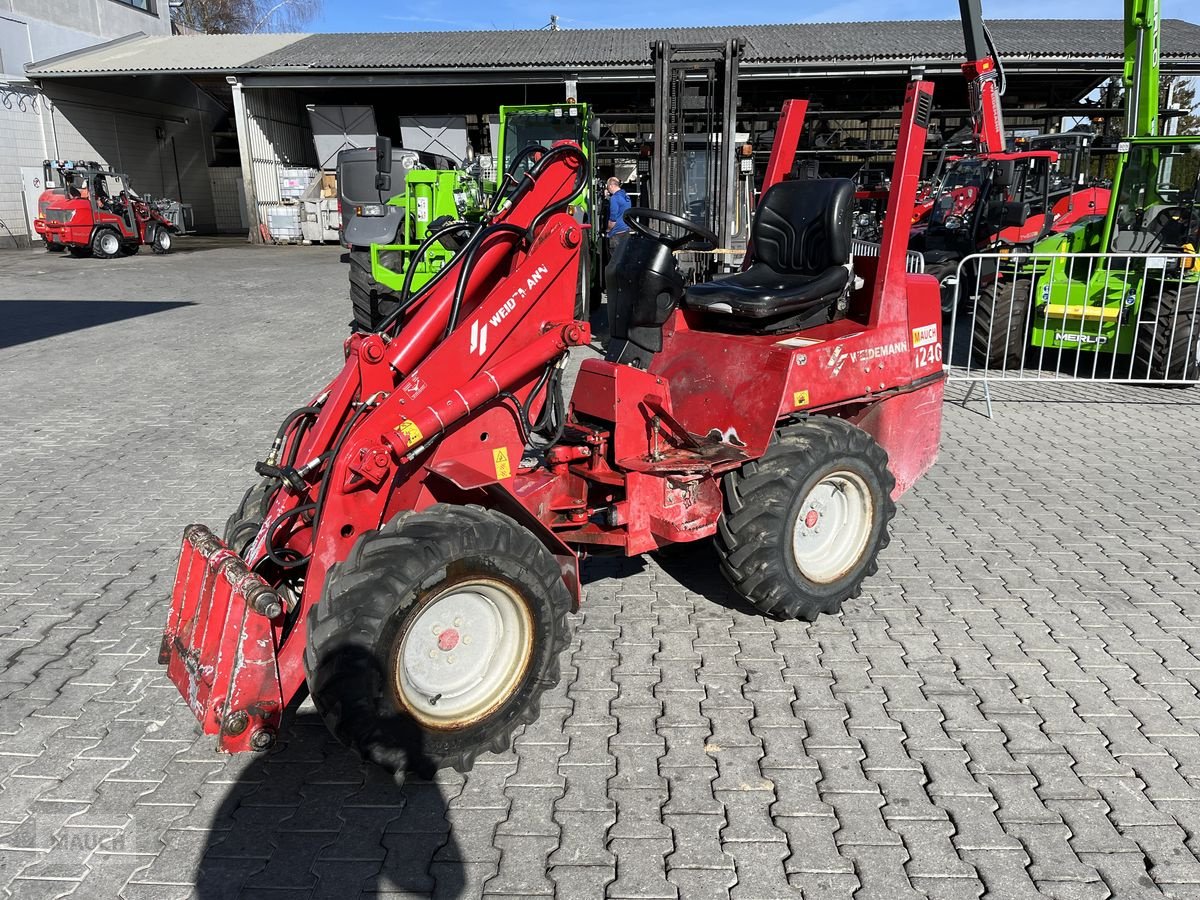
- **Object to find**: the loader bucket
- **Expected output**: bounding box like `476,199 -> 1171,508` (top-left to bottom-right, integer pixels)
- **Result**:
160,524 -> 285,753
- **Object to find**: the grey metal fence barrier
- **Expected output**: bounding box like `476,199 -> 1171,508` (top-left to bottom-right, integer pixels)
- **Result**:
944,251 -> 1200,389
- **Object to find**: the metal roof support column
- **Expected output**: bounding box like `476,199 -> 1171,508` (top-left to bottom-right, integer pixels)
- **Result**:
229,77 -> 263,243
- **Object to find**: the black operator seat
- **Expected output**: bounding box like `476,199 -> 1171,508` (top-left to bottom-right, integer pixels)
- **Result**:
684,178 -> 854,327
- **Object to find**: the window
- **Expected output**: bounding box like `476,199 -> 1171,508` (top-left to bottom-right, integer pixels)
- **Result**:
108,0 -> 157,14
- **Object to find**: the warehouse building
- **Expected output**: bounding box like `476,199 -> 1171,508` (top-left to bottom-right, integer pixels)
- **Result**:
10,18 -> 1200,247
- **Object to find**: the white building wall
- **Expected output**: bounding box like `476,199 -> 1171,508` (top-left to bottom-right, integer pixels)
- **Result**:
0,81 -> 53,246
0,0 -> 171,247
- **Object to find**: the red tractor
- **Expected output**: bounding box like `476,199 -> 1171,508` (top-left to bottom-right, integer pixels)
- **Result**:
161,81 -> 945,775
35,160 -> 177,258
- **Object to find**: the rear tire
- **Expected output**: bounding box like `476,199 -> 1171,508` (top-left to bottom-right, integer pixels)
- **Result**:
91,228 -> 121,259
1135,287 -> 1200,383
715,418 -> 896,621
971,277 -> 1032,369
349,248 -> 401,331
305,504 -> 570,775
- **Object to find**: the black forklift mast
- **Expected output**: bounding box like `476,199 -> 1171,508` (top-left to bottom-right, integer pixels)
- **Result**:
650,38 -> 743,277
957,0 -> 990,63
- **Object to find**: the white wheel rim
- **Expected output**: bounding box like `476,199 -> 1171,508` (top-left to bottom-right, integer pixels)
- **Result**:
394,579 -> 533,729
100,233 -> 119,255
159,232 -> 171,250
789,471 -> 874,583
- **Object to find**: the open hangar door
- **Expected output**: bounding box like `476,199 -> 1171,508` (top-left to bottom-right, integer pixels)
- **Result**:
38,77 -> 224,234
234,81 -> 588,242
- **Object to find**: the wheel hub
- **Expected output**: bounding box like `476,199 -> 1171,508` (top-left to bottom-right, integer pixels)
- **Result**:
394,580 -> 532,728
790,471 -> 874,584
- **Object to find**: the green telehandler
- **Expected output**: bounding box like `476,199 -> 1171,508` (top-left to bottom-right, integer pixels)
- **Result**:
972,0 -> 1200,382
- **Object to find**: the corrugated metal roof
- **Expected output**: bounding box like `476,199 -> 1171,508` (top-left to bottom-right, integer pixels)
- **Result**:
27,33 -> 307,75
26,19 -> 1200,77
246,19 -> 1200,69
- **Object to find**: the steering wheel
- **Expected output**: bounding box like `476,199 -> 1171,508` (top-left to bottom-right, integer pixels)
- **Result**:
623,208 -> 719,251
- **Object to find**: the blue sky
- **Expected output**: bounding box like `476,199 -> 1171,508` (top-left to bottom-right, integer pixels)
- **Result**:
312,0 -> 1195,32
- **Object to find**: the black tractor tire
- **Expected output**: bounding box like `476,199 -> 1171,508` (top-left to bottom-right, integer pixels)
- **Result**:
305,504 -> 571,775
151,227 -> 174,255
123,241 -> 141,256
1136,287 -> 1200,383
971,277 -> 1033,370
349,248 -> 402,332
223,478 -> 278,556
924,260 -> 960,317
68,246 -> 90,258
715,417 -> 896,621
91,228 -> 122,260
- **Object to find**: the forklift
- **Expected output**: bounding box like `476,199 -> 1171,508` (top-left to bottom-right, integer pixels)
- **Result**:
642,38 -> 755,281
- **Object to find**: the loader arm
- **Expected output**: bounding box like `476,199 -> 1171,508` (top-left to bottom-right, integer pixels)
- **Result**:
161,145 -> 590,751
957,0 -> 1007,154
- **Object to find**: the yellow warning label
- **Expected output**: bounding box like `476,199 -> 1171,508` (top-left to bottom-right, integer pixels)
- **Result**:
793,390 -> 811,408
493,447 -> 512,480
395,419 -> 424,448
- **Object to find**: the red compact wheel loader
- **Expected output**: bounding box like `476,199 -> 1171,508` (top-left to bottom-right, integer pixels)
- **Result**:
36,160 -> 178,258
162,80 -> 945,774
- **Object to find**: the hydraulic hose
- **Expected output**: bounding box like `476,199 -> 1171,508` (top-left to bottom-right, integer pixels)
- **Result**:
375,219 -> 483,334
270,405 -> 321,460
523,144 -> 589,240
497,143 -> 589,227
264,503 -> 317,569
444,222 -> 528,338
983,24 -> 1007,96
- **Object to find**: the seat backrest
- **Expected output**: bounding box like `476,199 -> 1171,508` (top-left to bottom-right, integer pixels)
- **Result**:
751,178 -> 854,275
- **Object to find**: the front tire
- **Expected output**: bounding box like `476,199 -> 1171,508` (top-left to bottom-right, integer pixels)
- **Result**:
305,505 -> 570,774
716,418 -> 896,621
1136,287 -> 1200,383
91,228 -> 121,259
349,248 -> 401,331
971,277 -> 1032,370
151,227 -> 173,254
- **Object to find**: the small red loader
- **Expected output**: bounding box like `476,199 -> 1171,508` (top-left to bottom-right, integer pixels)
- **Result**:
162,80 -> 945,774
36,160 -> 177,258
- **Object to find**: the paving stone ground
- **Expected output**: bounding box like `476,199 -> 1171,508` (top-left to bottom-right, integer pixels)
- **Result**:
1,239 -> 1200,899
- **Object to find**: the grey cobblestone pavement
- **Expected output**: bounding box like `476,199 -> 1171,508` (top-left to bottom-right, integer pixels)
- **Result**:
1,240 -> 1200,899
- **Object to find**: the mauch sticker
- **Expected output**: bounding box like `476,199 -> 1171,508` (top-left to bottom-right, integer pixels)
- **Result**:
912,325 -> 938,348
